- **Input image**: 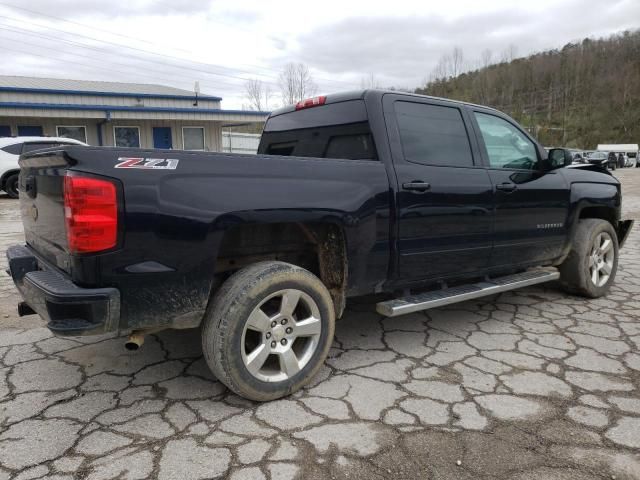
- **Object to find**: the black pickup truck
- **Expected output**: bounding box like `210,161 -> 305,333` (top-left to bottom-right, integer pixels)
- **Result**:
6,90 -> 634,401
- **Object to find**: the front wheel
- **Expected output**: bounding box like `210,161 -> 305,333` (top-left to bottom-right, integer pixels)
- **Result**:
559,219 -> 619,298
202,261 -> 335,401
4,173 -> 18,198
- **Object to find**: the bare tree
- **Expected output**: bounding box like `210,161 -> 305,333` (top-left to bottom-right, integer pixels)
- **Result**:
279,63 -> 317,106
481,49 -> 493,69
360,73 -> 380,89
432,54 -> 452,81
244,78 -> 273,111
501,44 -> 518,63
418,30 -> 640,147
452,47 -> 464,77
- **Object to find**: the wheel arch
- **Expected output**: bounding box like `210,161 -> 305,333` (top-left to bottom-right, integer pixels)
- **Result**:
557,184 -> 620,266
214,221 -> 348,319
578,205 -> 618,226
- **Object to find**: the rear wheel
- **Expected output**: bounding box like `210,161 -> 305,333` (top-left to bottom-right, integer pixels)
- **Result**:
4,173 -> 18,198
202,261 -> 335,401
559,219 -> 618,298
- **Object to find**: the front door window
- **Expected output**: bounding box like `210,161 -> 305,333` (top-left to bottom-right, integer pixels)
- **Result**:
474,112 -> 538,170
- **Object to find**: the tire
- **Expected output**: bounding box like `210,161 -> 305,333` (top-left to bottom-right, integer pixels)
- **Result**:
4,173 -> 18,198
559,219 -> 619,298
202,261 -> 335,401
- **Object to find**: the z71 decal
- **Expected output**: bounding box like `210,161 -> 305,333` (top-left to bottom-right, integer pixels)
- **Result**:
115,157 -> 179,170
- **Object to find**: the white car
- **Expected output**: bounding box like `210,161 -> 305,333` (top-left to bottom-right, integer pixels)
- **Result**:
1,136 -> 87,198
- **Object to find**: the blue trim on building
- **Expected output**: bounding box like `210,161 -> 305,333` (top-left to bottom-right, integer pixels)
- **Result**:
0,86 -> 222,101
0,101 -> 270,116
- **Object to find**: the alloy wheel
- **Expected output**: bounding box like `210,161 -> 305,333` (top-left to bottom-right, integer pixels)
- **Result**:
241,289 -> 322,382
588,232 -> 615,287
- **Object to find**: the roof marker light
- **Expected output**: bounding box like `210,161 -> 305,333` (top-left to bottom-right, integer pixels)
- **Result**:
295,96 -> 326,110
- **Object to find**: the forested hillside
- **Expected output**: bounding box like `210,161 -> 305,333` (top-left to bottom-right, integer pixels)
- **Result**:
416,30 -> 640,148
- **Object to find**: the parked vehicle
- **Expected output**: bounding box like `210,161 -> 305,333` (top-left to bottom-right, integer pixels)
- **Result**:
586,151 -> 616,170
568,149 -> 587,164
6,90 -> 634,401
0,137 -> 87,198
597,144 -> 639,168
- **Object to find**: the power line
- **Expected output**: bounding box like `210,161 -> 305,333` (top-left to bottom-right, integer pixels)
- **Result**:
0,2 -> 361,89
0,41 -> 245,97
0,0 -> 291,76
0,15 -> 279,86
0,1 -> 279,55
0,23 -> 277,91
0,2 -> 278,80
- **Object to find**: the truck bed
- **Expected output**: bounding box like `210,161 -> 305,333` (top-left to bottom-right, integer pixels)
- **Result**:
17,145 -> 391,332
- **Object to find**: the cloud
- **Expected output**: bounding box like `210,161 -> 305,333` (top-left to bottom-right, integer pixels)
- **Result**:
290,0 -> 640,88
0,0 -> 637,108
0,0 -> 213,18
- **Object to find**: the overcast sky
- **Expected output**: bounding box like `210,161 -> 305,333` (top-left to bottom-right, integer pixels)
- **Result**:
0,0 -> 637,109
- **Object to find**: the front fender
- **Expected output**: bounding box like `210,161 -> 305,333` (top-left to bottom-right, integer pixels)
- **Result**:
555,181 -> 621,264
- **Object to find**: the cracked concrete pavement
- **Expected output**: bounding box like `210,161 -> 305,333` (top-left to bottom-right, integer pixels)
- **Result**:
1,170 -> 640,480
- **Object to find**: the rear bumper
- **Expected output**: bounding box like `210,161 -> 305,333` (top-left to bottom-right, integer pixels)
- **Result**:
617,220 -> 634,248
6,244 -> 120,336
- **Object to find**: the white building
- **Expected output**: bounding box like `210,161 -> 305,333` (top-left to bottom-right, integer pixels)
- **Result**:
0,75 -> 268,151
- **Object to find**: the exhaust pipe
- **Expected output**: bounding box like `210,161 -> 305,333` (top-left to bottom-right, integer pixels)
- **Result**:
124,327 -> 164,351
125,331 -> 146,351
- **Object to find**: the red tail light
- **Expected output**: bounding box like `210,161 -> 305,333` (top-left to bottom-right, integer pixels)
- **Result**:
295,95 -> 326,110
64,176 -> 118,253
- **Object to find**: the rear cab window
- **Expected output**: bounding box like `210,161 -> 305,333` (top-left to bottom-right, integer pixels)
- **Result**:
258,100 -> 377,161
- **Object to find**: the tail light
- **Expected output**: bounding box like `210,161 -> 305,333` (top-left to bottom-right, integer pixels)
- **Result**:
64,176 -> 118,253
295,95 -> 326,110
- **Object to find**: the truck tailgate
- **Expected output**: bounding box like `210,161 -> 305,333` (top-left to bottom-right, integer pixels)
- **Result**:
19,150 -> 71,272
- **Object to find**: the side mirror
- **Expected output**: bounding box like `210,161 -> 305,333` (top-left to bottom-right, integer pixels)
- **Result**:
547,148 -> 573,170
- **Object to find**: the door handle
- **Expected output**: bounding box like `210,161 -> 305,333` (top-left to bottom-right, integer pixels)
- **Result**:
402,181 -> 431,192
496,182 -> 517,193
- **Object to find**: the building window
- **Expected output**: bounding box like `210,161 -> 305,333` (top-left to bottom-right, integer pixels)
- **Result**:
57,126 -> 87,143
17,126 -> 43,136
183,127 -> 205,150
114,126 -> 141,148
0,126 -> 11,137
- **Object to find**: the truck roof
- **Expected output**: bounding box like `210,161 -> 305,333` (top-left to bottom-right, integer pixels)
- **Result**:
268,89 -> 501,118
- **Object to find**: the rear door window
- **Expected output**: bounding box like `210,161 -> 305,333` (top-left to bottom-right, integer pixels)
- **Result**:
394,101 -> 474,167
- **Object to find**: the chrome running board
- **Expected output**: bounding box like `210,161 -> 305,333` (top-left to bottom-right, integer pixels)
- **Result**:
376,268 -> 560,317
